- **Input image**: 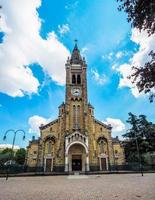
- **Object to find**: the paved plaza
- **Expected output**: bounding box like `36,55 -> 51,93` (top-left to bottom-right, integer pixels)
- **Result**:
0,174 -> 155,200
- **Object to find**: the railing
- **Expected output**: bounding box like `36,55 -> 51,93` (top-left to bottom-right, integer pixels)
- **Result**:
0,164 -> 155,175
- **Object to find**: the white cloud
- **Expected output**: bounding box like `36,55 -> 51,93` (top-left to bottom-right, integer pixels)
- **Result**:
81,47 -> 88,55
118,63 -> 140,97
102,52 -> 114,61
91,69 -> 107,85
118,28 -> 155,97
0,144 -> 20,150
112,63 -> 119,71
115,51 -> 124,59
58,24 -> 70,35
65,1 -> 79,10
108,52 -> 113,60
0,0 -> 70,97
28,115 -> 50,135
103,51 -> 128,61
103,118 -> 126,132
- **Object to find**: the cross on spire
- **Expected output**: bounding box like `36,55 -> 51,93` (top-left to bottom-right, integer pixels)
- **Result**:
70,39 -> 82,64
74,39 -> 78,44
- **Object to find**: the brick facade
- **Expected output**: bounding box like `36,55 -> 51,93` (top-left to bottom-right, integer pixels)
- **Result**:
26,43 -> 125,172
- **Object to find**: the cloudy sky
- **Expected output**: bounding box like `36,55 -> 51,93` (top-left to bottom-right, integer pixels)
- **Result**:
0,0 -> 155,149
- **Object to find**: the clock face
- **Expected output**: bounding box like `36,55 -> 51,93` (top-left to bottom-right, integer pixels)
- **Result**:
71,88 -> 81,96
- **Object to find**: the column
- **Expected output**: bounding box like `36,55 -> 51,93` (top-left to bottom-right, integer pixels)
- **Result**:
65,154 -> 69,172
44,158 -> 46,172
99,157 -> 102,171
86,154 -> 90,171
106,157 -> 109,170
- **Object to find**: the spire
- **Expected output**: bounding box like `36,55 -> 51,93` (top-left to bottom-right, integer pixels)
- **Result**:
74,39 -> 78,49
70,39 -> 82,64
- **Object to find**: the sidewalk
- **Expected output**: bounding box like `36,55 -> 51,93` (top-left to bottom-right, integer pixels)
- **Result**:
0,170 -> 155,178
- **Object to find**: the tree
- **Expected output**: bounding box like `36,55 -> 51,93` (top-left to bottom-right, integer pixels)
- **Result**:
117,0 -> 155,35
129,51 -> 155,102
1,148 -> 13,155
15,148 -> 26,165
0,148 -> 13,166
117,0 -> 155,102
123,112 -> 155,162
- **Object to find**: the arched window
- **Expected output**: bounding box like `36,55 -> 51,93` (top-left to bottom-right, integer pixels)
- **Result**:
73,105 -> 76,128
77,105 -> 80,128
48,141 -> 52,154
115,150 -> 118,154
99,140 -> 104,153
72,74 -> 76,84
77,74 -> 81,84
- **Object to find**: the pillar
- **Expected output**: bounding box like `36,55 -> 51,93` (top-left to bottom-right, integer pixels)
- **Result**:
86,154 -> 90,171
65,154 -> 69,172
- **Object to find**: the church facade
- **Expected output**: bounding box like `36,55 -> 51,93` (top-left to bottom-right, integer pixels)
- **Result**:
26,43 -> 125,172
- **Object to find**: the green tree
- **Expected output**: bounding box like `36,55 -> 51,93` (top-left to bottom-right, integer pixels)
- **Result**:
123,112 -> 155,162
0,148 -> 13,166
1,148 -> 13,155
15,148 -> 26,165
117,0 -> 155,35
117,0 -> 155,102
129,51 -> 155,102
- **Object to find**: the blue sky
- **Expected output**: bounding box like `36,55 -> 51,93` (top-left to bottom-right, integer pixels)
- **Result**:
0,0 -> 155,149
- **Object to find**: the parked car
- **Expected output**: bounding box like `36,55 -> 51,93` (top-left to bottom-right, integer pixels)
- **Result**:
4,160 -> 16,166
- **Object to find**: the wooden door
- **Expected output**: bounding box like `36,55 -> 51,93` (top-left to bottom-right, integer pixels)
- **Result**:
46,159 -> 52,172
101,158 -> 106,171
72,155 -> 82,171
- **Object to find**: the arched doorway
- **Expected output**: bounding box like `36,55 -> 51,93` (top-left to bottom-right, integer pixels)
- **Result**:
65,132 -> 89,172
97,136 -> 109,171
68,144 -> 86,172
43,135 -> 56,172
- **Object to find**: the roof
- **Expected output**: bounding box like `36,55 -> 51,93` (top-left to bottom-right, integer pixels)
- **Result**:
112,136 -> 120,143
94,119 -> 112,130
70,41 -> 83,65
88,103 -> 94,109
27,138 -> 40,148
39,119 -> 58,130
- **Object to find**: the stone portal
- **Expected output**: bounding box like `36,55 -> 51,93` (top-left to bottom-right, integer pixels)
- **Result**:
65,132 -> 89,172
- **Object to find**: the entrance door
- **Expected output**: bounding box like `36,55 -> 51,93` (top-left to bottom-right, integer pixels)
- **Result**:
72,155 -> 82,171
46,159 -> 52,172
101,158 -> 106,171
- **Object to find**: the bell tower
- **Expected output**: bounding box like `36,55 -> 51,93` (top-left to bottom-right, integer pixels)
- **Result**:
65,41 -> 88,132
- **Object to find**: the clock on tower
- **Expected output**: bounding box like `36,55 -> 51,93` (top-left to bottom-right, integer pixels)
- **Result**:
65,40 -> 87,131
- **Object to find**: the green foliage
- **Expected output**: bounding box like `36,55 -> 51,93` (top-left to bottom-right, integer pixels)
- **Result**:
15,148 -> 26,165
1,148 -> 13,155
0,148 -> 13,166
129,51 -> 155,102
123,112 -> 155,162
0,148 -> 26,166
1,148 -> 13,159
117,0 -> 155,35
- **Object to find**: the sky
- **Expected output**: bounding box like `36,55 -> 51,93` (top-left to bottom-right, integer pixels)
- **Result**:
0,0 -> 155,149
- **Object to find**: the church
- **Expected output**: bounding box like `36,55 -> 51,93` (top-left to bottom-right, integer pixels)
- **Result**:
26,42 -> 125,172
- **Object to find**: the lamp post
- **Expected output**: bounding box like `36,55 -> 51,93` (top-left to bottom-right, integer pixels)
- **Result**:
134,132 -> 143,176
3,129 -> 26,180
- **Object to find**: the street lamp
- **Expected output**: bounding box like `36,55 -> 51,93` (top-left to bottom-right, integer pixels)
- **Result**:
3,129 -> 26,179
134,132 -> 143,176
3,129 -> 26,156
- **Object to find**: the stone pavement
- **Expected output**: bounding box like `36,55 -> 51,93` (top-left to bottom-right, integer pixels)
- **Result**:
0,174 -> 155,200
